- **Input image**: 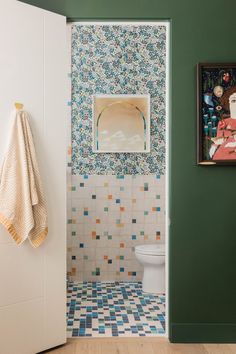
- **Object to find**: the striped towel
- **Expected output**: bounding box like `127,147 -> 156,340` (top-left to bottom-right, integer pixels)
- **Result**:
0,110 -> 48,247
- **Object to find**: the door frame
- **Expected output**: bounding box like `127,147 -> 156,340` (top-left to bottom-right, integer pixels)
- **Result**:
67,19 -> 171,338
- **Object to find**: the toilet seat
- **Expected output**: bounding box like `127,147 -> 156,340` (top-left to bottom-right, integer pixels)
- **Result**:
135,244 -> 165,256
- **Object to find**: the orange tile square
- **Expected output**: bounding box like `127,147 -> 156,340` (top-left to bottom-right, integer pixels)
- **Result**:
104,255 -> 108,260
156,235 -> 161,240
120,243 -> 125,248
84,207 -> 88,211
120,207 -> 125,212
116,255 -> 120,260
92,231 -> 96,237
144,235 -> 148,240
96,219 -> 100,224
152,207 -> 156,212
128,271 -> 132,276
108,195 -> 113,200
140,186 -> 144,191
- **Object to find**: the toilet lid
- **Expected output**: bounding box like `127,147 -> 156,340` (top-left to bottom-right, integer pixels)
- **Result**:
135,244 -> 165,256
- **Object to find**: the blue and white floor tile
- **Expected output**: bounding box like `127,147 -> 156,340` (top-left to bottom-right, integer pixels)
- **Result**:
67,281 -> 165,337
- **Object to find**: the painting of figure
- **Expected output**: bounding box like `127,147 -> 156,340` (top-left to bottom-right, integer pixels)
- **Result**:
198,63 -> 236,164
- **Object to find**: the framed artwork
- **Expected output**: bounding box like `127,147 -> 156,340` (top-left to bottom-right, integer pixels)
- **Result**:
197,63 -> 236,165
92,94 -> 150,153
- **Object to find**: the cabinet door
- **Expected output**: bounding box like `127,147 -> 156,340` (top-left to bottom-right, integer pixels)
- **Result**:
0,1 -> 67,353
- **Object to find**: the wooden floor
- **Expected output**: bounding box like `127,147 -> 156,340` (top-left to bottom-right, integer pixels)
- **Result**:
44,338 -> 236,354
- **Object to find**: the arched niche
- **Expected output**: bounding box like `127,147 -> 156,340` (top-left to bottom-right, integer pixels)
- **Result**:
93,94 -> 150,153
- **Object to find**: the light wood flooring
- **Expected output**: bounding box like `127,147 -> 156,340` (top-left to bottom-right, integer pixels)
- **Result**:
44,338 -> 236,354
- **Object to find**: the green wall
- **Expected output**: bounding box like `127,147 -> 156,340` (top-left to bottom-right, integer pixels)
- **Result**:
20,0 -> 236,343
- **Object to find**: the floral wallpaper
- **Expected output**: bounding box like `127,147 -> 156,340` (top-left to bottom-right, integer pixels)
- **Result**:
71,24 -> 167,175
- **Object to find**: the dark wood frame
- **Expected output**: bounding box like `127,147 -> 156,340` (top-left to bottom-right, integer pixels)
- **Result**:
197,62 -> 236,165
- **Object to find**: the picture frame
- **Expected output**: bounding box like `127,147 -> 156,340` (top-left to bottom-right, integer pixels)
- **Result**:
92,94 -> 150,153
197,63 -> 236,165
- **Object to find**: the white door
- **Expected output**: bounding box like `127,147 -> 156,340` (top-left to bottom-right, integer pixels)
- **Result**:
0,1 -> 67,353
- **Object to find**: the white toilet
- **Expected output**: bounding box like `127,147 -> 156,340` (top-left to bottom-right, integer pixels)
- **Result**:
135,244 -> 165,294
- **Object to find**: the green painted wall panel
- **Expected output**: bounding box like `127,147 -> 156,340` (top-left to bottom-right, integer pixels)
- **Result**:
19,0 -> 236,342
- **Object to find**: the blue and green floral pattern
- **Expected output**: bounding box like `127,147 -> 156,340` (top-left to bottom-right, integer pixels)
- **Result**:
71,24 -> 166,175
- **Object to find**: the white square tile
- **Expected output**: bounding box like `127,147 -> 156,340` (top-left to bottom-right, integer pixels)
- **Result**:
108,211 -> 120,224
120,198 -> 132,211
119,223 -> 132,236
119,175 -> 132,186
120,212 -> 131,224
132,175 -> 143,186
132,186 -> 145,199
120,188 -> 132,199
132,211 -> 145,224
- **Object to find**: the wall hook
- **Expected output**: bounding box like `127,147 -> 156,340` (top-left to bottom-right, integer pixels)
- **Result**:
15,102 -> 24,111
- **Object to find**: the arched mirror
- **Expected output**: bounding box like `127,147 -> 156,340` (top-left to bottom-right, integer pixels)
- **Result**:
93,94 -> 150,152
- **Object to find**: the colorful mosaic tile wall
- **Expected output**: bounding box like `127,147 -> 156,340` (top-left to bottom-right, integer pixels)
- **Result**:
71,24 -> 166,175
67,174 -> 165,281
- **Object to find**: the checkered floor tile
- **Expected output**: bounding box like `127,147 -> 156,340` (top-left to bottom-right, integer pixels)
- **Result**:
67,281 -> 165,337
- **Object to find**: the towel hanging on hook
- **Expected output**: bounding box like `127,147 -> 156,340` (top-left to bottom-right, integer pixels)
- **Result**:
0,108 -> 48,247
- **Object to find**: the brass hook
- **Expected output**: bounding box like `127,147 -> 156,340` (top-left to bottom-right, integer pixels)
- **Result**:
15,102 -> 24,111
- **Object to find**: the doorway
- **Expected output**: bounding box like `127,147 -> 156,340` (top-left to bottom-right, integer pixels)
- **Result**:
66,21 -> 170,338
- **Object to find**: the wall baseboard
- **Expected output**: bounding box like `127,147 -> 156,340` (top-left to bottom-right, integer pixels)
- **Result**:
170,323 -> 236,343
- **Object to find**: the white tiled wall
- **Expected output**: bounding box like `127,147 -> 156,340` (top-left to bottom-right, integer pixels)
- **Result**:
67,174 -> 165,281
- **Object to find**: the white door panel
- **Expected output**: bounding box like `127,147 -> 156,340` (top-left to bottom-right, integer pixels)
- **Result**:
0,299 -> 44,354
0,243 -> 44,307
0,1 -> 67,353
